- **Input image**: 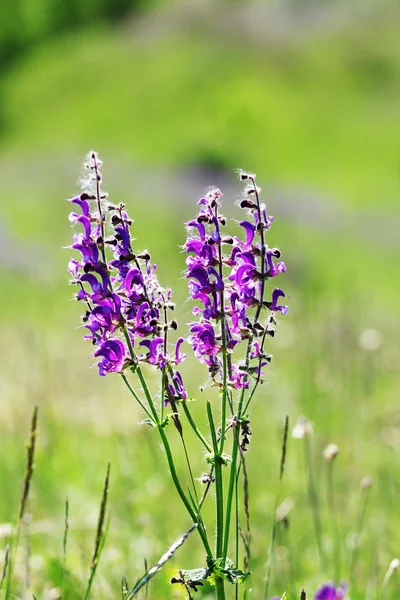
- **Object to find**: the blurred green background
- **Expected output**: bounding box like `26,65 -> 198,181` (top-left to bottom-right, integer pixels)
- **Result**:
0,0 -> 399,598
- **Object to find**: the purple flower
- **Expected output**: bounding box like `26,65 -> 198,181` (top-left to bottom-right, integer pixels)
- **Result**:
266,249 -> 286,278
184,176 -> 287,388
264,288 -> 288,315
139,337 -> 165,367
314,583 -> 347,600
165,370 -> 188,405
189,323 -> 219,361
229,365 -> 249,390
67,152 -> 186,377
237,220 -> 256,249
94,339 -> 126,376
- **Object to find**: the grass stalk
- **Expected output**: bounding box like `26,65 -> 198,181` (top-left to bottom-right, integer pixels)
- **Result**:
238,445 -> 251,573
60,495 -> 69,598
82,463 -> 110,600
349,478 -> 372,586
4,406 -> 38,598
326,459 -> 341,583
303,435 -> 325,568
264,415 -> 289,600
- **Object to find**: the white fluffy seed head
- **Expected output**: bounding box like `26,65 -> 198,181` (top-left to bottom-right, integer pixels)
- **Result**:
323,443 -> 340,461
292,416 -> 313,439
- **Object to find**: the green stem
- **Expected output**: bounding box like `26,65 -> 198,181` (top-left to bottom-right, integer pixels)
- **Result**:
160,367 -> 165,423
219,353 -> 228,456
207,401 -> 224,559
182,401 -> 212,453
124,362 -> 212,557
157,424 -> 212,556
223,421 -> 239,561
223,385 -> 247,561
135,365 -> 160,423
120,373 -> 155,424
215,575 -> 226,600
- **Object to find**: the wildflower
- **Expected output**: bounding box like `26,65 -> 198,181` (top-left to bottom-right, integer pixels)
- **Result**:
313,583 -> 347,600
94,339 -> 127,376
67,152 -> 185,381
184,174 -> 287,389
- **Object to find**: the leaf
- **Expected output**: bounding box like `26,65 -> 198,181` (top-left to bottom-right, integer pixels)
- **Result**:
208,558 -> 250,586
160,416 -> 170,428
177,567 -> 210,584
213,565 -> 250,585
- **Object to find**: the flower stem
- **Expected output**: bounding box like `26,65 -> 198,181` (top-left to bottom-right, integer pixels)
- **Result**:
120,373 -> 155,424
125,363 -> 212,557
182,401 -> 212,453
207,401 -> 224,559
157,423 -> 212,557
222,424 -> 239,562
215,575 -> 226,600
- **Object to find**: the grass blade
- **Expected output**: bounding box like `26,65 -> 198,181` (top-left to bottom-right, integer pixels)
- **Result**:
3,406 -> 38,597
82,463 -> 111,600
264,415 -> 289,600
125,524 -> 197,599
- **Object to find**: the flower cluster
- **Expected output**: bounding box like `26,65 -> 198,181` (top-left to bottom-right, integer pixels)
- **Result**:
67,152 -> 185,395
314,583 -> 347,600
184,173 -> 287,389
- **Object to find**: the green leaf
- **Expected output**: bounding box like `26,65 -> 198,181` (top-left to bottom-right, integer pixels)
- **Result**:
213,565 -> 250,585
207,558 -> 250,585
160,416 -> 170,428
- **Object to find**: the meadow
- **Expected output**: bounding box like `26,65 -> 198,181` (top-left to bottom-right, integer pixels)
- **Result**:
0,1 -> 399,598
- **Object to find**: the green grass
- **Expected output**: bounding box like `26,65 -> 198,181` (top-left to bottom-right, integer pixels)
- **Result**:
0,4 -> 400,598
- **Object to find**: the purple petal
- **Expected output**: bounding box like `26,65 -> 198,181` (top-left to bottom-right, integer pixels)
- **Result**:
69,196 -> 90,217
239,221 -> 256,248
314,584 -> 337,600
125,268 -> 144,292
175,337 -> 186,364
94,339 -> 126,376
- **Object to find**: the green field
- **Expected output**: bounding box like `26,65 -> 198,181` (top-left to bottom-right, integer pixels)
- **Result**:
0,1 -> 399,598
